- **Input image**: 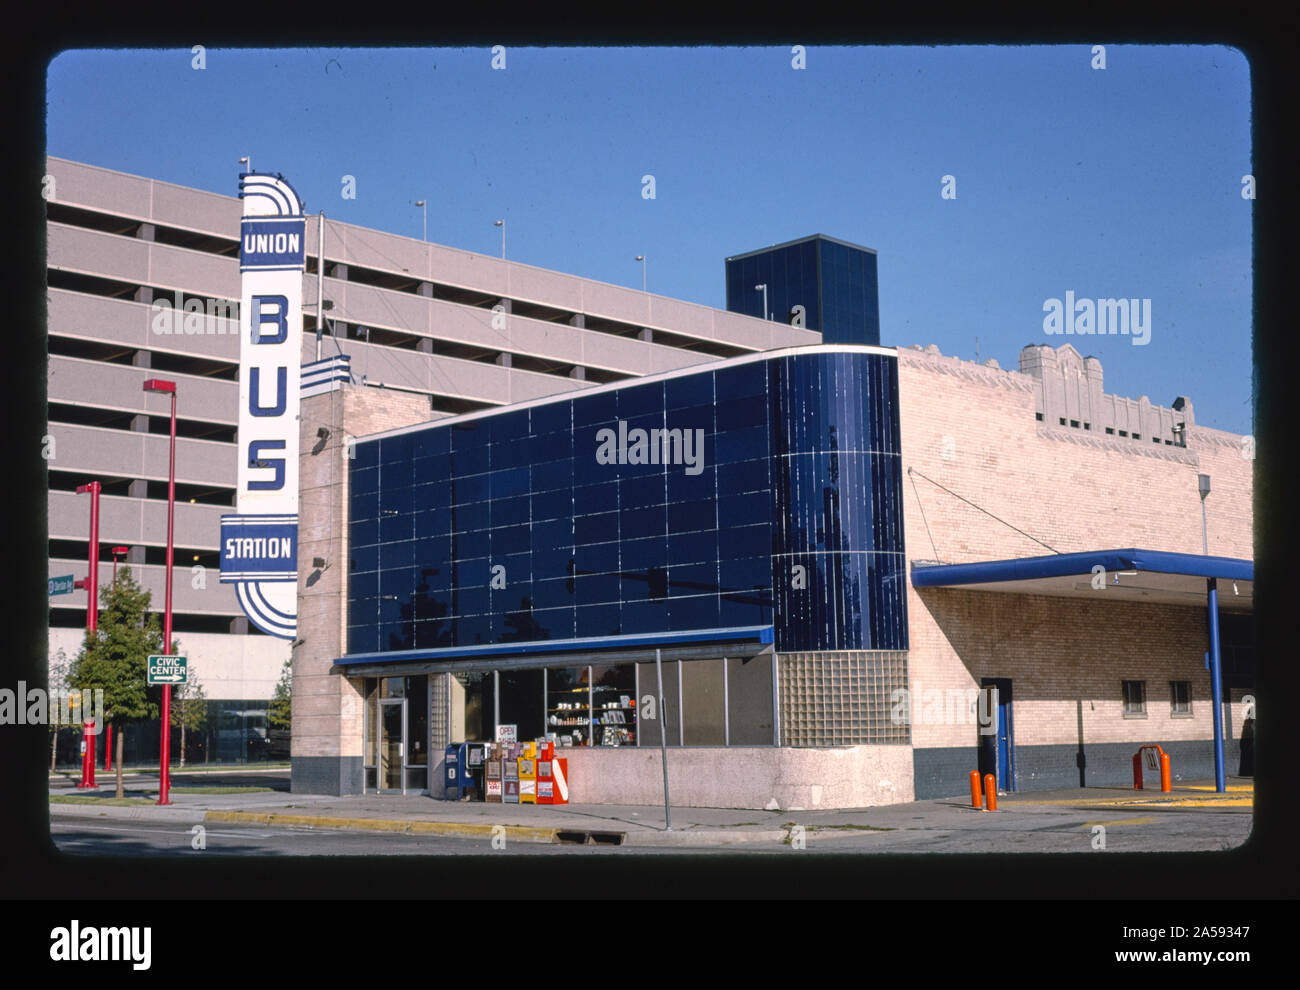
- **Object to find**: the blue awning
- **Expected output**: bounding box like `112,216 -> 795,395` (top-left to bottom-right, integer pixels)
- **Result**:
912,548 -> 1253,586
335,624 -> 774,668
911,548 -> 1253,611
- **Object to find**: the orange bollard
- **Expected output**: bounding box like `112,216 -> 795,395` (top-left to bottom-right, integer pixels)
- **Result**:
970,771 -> 982,809
1159,752 -> 1171,793
983,773 -> 998,811
1132,752 -> 1143,789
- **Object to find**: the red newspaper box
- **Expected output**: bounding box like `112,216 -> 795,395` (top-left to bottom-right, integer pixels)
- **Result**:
536,756 -> 569,805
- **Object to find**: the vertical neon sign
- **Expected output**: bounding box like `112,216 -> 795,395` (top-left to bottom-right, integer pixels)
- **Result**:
219,172 -> 306,639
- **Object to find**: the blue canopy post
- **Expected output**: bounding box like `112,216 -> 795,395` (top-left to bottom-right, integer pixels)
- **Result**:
1206,577 -> 1226,793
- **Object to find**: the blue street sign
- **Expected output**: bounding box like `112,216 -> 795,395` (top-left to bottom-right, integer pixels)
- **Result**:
49,575 -> 75,596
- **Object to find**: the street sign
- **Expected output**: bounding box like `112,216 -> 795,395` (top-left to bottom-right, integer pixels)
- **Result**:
48,575 -> 75,596
147,655 -> 188,685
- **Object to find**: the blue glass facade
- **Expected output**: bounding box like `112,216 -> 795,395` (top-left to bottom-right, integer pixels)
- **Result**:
725,235 -> 880,347
347,347 -> 906,658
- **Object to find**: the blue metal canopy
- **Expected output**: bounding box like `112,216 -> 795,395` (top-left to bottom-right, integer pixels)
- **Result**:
911,548 -> 1253,588
335,624 -> 774,668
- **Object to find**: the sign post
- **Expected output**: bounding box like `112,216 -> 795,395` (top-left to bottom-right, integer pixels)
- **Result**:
656,648 -> 671,831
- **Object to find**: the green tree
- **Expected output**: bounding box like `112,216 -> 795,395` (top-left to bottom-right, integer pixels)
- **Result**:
268,658 -> 292,731
170,663 -> 208,769
67,568 -> 174,799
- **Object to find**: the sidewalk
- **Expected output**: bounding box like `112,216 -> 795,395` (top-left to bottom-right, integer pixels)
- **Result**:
47,775 -> 1254,848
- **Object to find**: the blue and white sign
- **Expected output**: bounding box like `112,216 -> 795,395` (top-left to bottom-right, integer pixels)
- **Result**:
219,515 -> 299,581
240,218 -> 307,272
48,574 -> 75,596
218,172 -> 307,640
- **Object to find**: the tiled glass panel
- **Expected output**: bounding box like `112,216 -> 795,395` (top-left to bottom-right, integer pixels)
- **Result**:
353,349 -> 905,655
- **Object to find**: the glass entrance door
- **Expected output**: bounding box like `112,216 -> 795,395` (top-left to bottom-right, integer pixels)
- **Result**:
379,699 -> 405,793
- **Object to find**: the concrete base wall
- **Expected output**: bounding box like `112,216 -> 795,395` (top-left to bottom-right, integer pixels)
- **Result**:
913,739 -> 1244,800
292,755 -> 363,796
528,745 -> 915,810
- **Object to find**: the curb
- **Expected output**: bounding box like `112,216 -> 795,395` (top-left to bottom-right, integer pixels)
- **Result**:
204,810 -> 561,843
50,803 -> 205,823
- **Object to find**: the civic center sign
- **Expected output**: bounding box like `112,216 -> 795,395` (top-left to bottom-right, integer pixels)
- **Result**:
219,172 -> 306,639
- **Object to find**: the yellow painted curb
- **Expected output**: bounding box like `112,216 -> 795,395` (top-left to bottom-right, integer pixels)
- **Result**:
207,811 -> 272,825
203,810 -> 558,842
1080,817 -> 1161,827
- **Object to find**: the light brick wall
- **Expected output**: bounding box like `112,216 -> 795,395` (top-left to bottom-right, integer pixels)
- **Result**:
291,385 -> 433,760
896,346 -> 1253,753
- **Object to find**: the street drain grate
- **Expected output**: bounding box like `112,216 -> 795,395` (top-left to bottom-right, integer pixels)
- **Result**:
555,830 -> 626,846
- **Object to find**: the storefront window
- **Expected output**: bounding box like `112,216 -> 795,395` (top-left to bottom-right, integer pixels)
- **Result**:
636,658 -> 681,747
681,658 -> 726,745
363,678 -> 378,790
406,675 -> 428,791
499,668 -> 544,742
592,664 -> 636,746
727,654 -> 774,745
450,671 -> 491,742
546,666 -> 591,747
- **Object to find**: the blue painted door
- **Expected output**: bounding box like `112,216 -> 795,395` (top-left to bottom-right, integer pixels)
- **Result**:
981,678 -> 1015,792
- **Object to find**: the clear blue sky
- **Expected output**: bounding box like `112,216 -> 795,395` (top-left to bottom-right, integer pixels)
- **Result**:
47,45 -> 1253,434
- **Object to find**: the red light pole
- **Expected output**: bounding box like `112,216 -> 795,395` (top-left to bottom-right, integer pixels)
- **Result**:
143,378 -> 177,806
103,544 -> 129,771
74,483 -> 100,631
111,545 -> 129,585
74,482 -> 101,788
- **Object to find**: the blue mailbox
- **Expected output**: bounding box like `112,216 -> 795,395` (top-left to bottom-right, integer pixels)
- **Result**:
444,743 -> 476,799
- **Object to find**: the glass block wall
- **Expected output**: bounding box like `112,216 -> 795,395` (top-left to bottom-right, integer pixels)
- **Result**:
778,651 -> 910,746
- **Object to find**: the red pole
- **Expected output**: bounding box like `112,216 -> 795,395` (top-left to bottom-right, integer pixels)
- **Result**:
159,389 -> 176,806
143,378 -> 178,806
86,718 -> 96,786
1132,751 -> 1143,790
104,722 -> 112,771
77,722 -> 90,788
1160,751 -> 1172,793
969,770 -> 982,809
75,483 -> 101,631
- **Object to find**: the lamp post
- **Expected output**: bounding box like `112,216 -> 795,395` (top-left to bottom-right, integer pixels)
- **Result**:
74,483 -> 101,631
1198,473 -> 1226,793
239,155 -> 251,175
111,546 -> 129,585
636,255 -> 646,292
106,542 -> 128,767
143,378 -> 178,806
414,200 -> 426,241
494,219 -> 505,259
73,481 -> 101,789
755,283 -> 768,321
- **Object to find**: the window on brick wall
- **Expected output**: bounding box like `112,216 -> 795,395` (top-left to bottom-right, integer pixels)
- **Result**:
1070,419 -> 1079,428
1170,680 -> 1192,716
1105,427 -> 1114,435
1119,430 -> 1128,437
1122,680 -> 1146,717
1036,412 -> 1043,421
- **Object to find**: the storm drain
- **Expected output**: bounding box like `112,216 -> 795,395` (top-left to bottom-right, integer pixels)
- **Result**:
555,830 -> 626,846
